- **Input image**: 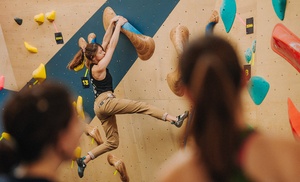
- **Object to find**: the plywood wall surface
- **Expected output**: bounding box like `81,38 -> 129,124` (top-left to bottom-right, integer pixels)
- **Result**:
0,24 -> 18,90
1,0 -> 300,181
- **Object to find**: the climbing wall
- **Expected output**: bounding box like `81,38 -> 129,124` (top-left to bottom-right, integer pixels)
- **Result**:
1,0 -> 300,181
0,24 -> 18,131
253,0 -> 300,138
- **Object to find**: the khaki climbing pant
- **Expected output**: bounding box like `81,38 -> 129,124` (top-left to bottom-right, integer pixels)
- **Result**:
88,91 -> 167,159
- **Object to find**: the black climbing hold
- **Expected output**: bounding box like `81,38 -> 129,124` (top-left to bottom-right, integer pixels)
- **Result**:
14,17 -> 23,25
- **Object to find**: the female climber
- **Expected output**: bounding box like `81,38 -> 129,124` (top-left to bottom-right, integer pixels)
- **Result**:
67,15 -> 189,178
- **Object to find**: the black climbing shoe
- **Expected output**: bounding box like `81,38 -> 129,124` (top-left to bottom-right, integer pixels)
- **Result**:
171,111 -> 189,128
76,157 -> 86,178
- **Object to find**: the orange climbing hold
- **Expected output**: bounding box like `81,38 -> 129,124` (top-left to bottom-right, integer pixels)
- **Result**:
287,98 -> 300,141
271,23 -> 300,73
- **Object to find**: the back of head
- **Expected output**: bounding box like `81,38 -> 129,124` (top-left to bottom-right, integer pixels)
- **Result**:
180,36 -> 242,93
180,36 -> 243,181
0,82 -> 74,174
67,43 -> 103,70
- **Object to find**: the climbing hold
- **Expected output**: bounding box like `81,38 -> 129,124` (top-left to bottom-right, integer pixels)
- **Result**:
209,10 -> 219,24
34,13 -> 44,25
247,76 -> 270,105
272,0 -> 286,21
103,7 -> 155,61
73,146 -> 82,159
88,33 -> 96,44
122,22 -> 142,35
76,96 -> 85,120
252,40 -> 256,53
287,98 -> 300,141
170,25 -> 189,55
220,0 -> 236,33
74,62 -> 85,72
72,101 -> 77,109
71,146 -> 82,168
32,63 -> 46,82
244,48 -> 252,64
271,23 -> 300,73
0,132 -> 10,141
24,41 -> 38,53
167,25 -> 189,97
206,10 -> 219,35
0,75 -> 4,91
249,40 -> 257,65
121,22 -> 155,60
45,10 -> 56,22
14,17 -> 23,25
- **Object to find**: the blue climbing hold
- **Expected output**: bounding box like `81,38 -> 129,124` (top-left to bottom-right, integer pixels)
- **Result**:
247,76 -> 270,105
90,38 -> 97,44
272,0 -> 286,20
220,0 -> 236,33
122,22 -> 142,35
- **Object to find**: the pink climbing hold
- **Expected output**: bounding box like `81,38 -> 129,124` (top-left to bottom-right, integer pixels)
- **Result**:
0,75 -> 4,91
271,23 -> 300,73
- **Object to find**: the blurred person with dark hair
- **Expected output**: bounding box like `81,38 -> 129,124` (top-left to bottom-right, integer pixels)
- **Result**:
0,82 -> 83,182
157,36 -> 300,182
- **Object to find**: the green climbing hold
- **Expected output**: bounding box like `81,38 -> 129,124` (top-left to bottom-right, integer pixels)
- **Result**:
272,0 -> 286,20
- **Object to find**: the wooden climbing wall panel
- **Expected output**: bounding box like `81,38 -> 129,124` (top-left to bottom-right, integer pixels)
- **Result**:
1,0 -> 300,181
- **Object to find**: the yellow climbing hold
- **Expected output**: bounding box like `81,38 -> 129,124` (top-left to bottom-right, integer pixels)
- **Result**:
0,132 -> 11,141
34,13 -> 44,25
46,10 -> 56,22
74,146 -> 82,159
76,96 -> 85,120
72,101 -> 77,109
71,146 -> 82,168
32,63 -> 46,81
24,41 -> 38,53
74,62 -> 85,71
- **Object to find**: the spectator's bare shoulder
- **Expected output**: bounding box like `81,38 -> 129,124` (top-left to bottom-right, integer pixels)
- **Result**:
244,134 -> 300,181
155,147 -> 209,182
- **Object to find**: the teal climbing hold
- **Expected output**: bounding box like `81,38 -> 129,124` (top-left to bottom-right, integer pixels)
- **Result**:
245,48 -> 252,63
272,0 -> 286,20
220,0 -> 236,33
247,76 -> 270,105
122,22 -> 142,35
